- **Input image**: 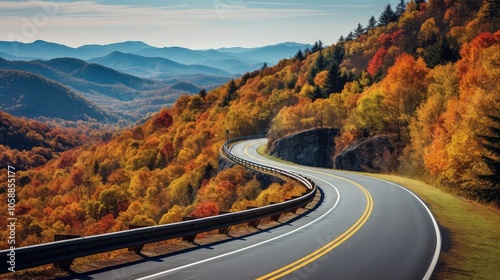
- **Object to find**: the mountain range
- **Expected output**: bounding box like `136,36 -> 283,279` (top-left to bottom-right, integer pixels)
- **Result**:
0,40 -> 311,76
0,40 -> 310,124
0,69 -> 118,122
0,57 -> 198,122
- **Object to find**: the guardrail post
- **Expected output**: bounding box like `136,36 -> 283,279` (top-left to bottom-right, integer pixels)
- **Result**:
128,225 -> 146,253
285,196 -> 302,214
246,206 -> 262,228
182,217 -> 198,242
53,234 -> 80,269
218,211 -> 232,234
269,202 -> 282,221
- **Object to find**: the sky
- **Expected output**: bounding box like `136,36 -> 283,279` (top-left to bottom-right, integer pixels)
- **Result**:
0,0 -> 397,49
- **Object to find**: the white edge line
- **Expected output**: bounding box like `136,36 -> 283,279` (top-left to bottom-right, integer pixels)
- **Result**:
245,139 -> 441,280
355,174 -> 442,280
136,169 -> 341,279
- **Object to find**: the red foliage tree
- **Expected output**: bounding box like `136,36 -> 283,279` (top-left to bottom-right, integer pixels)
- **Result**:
153,109 -> 174,130
367,48 -> 388,76
190,201 -> 219,218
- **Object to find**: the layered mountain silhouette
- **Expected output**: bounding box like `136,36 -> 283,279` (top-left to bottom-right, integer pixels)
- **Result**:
0,40 -> 311,75
89,51 -> 232,79
0,40 -> 310,123
0,57 -> 199,122
0,69 -> 118,122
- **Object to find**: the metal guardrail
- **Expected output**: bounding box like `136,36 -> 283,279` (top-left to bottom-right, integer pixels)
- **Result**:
0,137 -> 316,273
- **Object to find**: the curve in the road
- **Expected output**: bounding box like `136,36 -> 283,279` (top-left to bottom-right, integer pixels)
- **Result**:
136,173 -> 341,280
72,138 -> 440,280
239,139 -> 441,280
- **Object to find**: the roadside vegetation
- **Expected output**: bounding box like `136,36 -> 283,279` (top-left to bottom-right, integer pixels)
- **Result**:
0,1 -> 497,271
257,146 -> 500,279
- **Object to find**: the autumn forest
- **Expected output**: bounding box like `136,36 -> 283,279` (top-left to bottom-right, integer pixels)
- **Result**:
0,0 -> 499,253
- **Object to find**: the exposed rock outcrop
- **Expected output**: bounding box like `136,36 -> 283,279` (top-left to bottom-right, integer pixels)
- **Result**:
269,128 -> 339,168
333,136 -> 403,173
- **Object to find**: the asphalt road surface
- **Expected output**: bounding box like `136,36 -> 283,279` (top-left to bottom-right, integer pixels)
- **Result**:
70,138 -> 440,280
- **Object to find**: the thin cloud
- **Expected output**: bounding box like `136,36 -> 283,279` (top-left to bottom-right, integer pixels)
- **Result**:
0,0 -> 382,48
0,1 -> 340,25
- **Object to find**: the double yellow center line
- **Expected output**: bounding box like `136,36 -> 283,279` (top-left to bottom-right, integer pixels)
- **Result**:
243,143 -> 374,280
257,175 -> 373,279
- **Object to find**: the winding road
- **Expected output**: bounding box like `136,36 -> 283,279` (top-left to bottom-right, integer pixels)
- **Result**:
72,138 -> 440,280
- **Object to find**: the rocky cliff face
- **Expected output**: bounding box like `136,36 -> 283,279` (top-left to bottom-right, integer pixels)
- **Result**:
333,136 -> 403,173
269,128 -> 339,168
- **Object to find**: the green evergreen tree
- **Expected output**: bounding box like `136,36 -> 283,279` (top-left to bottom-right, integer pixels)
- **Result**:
338,35 -> 345,43
220,79 -> 238,107
332,45 -> 345,65
198,88 -> 207,99
228,79 -> 237,97
367,16 -> 377,30
354,23 -> 365,38
424,37 -> 459,67
477,113 -> 500,204
378,4 -> 396,26
261,62 -> 268,71
307,65 -> 318,85
241,72 -> 250,85
294,49 -> 305,61
323,62 -> 345,96
346,31 -> 355,41
315,51 -> 326,70
312,85 -> 323,101
308,52 -> 326,84
395,0 -> 406,18
311,40 -> 324,52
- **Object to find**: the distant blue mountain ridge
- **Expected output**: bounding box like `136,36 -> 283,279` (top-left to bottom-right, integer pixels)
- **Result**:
0,40 -> 311,76
0,40 -> 311,124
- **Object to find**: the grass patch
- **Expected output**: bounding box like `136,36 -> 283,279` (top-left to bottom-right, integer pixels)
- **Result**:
256,145 -> 291,164
257,145 -> 500,279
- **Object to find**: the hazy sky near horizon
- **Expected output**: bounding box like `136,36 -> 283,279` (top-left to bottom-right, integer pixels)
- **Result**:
1,0 -> 396,49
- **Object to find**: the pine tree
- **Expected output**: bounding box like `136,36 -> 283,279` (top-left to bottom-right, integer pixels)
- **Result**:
424,37 -> 459,68
338,35 -> 345,43
354,23 -> 365,38
477,113 -> 500,203
346,31 -> 355,41
332,45 -> 345,65
312,85 -> 323,101
311,40 -> 324,52
220,80 -> 237,107
294,49 -> 304,61
198,88 -> 207,99
323,62 -> 345,96
241,72 -> 250,85
367,16 -> 377,30
395,0 -> 406,18
315,51 -> 326,70
378,4 -> 396,26
261,62 -> 268,71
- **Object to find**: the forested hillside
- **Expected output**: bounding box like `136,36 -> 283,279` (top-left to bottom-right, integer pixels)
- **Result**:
0,112 -> 109,170
0,0 -> 498,250
0,70 -> 119,122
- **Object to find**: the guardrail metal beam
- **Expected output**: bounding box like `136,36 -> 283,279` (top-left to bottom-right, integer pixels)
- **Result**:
0,136 -> 317,274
